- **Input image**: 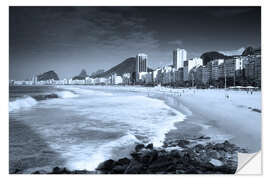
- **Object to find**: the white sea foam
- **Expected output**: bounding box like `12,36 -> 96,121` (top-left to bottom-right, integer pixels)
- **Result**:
9,96 -> 38,112
68,133 -> 140,171
56,91 -> 78,98
10,86 -> 186,172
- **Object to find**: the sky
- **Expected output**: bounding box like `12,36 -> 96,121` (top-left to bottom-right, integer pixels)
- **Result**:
9,7 -> 261,80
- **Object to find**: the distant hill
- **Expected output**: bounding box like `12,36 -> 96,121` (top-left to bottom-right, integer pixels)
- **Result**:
200,51 -> 228,65
73,69 -> 89,80
91,57 -> 137,78
242,46 -> 261,56
37,70 -> 59,81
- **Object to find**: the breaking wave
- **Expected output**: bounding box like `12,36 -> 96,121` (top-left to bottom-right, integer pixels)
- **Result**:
9,96 -> 38,112
56,91 -> 78,98
68,133 -> 141,171
9,91 -> 78,112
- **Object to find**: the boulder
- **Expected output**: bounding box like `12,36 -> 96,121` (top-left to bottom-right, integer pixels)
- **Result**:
135,144 -> 145,152
96,159 -> 115,171
209,159 -> 224,167
124,160 -> 144,174
146,143 -> 154,150
117,157 -> 130,165
177,140 -> 190,148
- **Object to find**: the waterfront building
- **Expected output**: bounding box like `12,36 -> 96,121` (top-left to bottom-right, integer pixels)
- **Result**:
224,57 -> 242,78
161,65 -> 174,85
111,74 -> 123,85
244,55 -> 261,86
210,59 -> 224,81
136,53 -> 148,73
202,66 -> 209,85
173,48 -> 187,69
152,68 -> 161,84
32,76 -> 37,85
85,77 -> 94,85
174,67 -> 184,86
183,58 -> 203,82
122,73 -> 131,85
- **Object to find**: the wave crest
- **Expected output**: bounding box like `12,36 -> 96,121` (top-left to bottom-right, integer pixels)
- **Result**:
56,91 -> 78,98
9,96 -> 38,112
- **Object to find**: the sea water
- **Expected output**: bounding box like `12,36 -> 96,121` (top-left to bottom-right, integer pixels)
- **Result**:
9,85 -> 185,173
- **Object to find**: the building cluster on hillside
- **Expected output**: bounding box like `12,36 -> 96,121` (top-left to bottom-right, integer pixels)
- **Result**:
10,48 -> 261,88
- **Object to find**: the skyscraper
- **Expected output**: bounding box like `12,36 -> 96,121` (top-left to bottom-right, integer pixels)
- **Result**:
136,53 -> 148,73
173,48 -> 187,70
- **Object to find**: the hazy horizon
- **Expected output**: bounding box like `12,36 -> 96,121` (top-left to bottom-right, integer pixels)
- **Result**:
10,7 -> 261,80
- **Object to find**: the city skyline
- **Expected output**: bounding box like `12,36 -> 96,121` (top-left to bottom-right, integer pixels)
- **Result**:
10,7 -> 261,80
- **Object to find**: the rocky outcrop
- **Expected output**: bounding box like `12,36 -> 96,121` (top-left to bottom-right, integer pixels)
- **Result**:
33,94 -> 58,101
37,71 -> 59,81
72,69 -> 89,80
25,138 -> 246,174
96,140 -> 247,174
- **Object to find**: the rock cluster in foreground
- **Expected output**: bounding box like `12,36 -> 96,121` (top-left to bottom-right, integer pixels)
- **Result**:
96,140 -> 246,174
29,138 -> 247,174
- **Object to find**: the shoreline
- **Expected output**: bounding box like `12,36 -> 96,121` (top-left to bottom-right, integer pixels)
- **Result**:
74,85 -> 261,152
11,85 -> 261,174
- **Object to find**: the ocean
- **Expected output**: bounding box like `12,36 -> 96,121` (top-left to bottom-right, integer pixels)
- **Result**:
9,85 -> 185,173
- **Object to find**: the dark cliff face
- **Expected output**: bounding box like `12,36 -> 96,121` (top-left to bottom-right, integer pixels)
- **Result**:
37,71 -> 59,81
91,57 -> 137,78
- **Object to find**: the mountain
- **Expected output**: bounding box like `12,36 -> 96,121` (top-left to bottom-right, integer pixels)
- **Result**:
242,47 -> 261,56
73,69 -> 89,80
37,70 -> 59,81
91,57 -> 137,78
200,51 -> 228,65
242,47 -> 255,56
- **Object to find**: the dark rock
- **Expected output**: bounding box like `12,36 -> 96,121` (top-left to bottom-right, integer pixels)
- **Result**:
118,157 -> 130,165
206,150 -> 219,159
52,167 -> 61,174
33,94 -> 58,101
111,165 -> 127,174
176,169 -> 186,174
14,169 -> 21,174
135,144 -> 145,152
170,150 -> 181,158
194,144 -> 204,153
177,140 -> 190,148
148,157 -> 173,172
146,143 -> 153,150
96,159 -> 115,171
93,140 -> 240,174
198,136 -> 211,140
124,160 -> 144,174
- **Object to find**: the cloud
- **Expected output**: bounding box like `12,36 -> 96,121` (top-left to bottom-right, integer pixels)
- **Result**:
168,40 -> 183,46
219,47 -> 245,56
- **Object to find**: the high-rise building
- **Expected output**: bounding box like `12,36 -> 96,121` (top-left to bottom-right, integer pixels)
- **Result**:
136,53 -> 148,73
173,48 -> 187,70
32,75 -> 37,85
183,58 -> 203,82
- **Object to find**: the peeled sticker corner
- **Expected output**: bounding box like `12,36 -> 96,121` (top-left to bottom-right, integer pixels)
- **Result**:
236,151 -> 262,175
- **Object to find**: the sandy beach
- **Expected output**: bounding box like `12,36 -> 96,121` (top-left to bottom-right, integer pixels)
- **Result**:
81,85 -> 261,153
